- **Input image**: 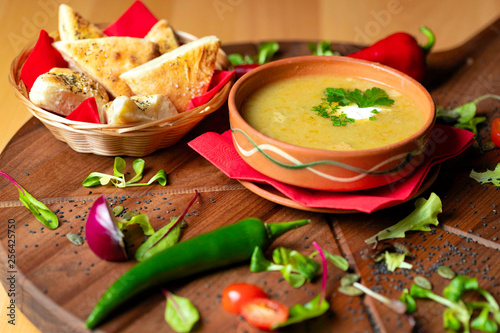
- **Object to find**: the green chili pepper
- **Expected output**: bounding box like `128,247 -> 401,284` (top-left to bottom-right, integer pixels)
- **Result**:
85,218 -> 310,329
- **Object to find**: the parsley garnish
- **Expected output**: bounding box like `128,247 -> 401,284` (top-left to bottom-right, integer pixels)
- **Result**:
312,87 -> 394,126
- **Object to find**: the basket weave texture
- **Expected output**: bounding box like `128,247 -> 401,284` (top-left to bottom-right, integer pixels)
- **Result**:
9,31 -> 233,157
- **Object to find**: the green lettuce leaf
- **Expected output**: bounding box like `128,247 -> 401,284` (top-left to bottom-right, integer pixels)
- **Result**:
470,163 -> 500,187
118,214 -> 154,236
365,192 -> 442,244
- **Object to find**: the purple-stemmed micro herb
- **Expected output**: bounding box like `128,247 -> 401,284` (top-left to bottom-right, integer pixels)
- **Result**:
1,170 -> 58,229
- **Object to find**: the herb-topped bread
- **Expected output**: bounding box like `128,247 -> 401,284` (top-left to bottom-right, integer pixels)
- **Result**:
29,68 -> 109,119
120,36 -> 220,112
53,37 -> 160,98
58,4 -> 107,41
144,19 -> 179,54
104,95 -> 178,125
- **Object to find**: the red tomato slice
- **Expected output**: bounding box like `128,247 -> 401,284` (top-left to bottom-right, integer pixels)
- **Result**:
241,298 -> 289,331
222,283 -> 268,314
492,118 -> 500,148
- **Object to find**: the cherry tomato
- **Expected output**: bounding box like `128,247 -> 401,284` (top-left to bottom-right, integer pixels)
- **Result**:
492,118 -> 500,148
241,298 -> 289,331
222,283 -> 268,314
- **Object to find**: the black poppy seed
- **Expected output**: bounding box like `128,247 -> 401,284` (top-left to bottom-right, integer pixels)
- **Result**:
24,244 -> 27,248
34,244 -> 38,247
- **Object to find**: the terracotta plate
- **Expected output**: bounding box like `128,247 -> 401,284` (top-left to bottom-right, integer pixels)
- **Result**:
239,164 -> 441,214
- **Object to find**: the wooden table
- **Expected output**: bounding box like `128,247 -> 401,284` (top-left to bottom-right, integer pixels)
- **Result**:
1,1 -> 500,333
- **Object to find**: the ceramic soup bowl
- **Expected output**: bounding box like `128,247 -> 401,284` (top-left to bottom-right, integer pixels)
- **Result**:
228,56 -> 435,191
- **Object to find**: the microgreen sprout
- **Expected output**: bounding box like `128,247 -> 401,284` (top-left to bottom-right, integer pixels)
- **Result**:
312,241 -> 327,306
250,246 -> 320,288
352,282 -> 407,314
82,157 -> 167,188
0,170 -> 58,229
399,289 -> 417,314
410,284 -> 471,332
308,41 -> 339,56
337,270 -> 406,314
309,249 -> 349,271
271,242 -> 330,329
228,41 -> 279,66
406,275 -> 500,333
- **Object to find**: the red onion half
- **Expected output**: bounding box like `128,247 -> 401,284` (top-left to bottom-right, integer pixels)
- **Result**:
86,195 -> 128,261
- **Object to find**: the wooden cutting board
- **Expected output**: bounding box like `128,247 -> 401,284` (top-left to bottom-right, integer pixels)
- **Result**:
1,19 -> 499,333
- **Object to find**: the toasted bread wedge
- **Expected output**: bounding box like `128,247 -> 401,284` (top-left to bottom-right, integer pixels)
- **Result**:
144,19 -> 179,54
58,4 -> 106,41
120,36 -> 220,112
105,94 -> 178,125
53,37 -> 160,98
29,68 -> 109,119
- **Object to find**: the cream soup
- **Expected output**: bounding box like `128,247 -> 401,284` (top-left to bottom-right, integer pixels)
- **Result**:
241,76 -> 425,151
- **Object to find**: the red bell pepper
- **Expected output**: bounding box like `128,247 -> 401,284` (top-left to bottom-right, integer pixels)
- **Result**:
348,27 -> 435,82
234,64 -> 261,78
492,118 -> 500,148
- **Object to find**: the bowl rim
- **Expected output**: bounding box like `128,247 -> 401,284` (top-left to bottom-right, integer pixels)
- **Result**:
228,55 -> 435,158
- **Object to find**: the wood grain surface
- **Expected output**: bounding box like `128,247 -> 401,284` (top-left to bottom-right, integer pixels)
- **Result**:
1,17 -> 500,332
1,1 -> 500,333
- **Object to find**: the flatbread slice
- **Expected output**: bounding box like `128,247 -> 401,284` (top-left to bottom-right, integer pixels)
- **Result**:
53,37 -> 160,97
29,68 -> 109,119
144,19 -> 179,54
104,95 -> 178,125
58,4 -> 106,41
120,36 -> 220,112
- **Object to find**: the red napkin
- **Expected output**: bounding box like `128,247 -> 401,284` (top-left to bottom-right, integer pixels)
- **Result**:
65,97 -> 101,123
188,124 -> 475,213
20,30 -> 67,91
103,1 -> 158,38
186,70 -> 235,110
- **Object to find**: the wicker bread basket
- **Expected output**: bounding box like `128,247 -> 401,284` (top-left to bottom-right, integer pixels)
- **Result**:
9,31 -> 233,157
